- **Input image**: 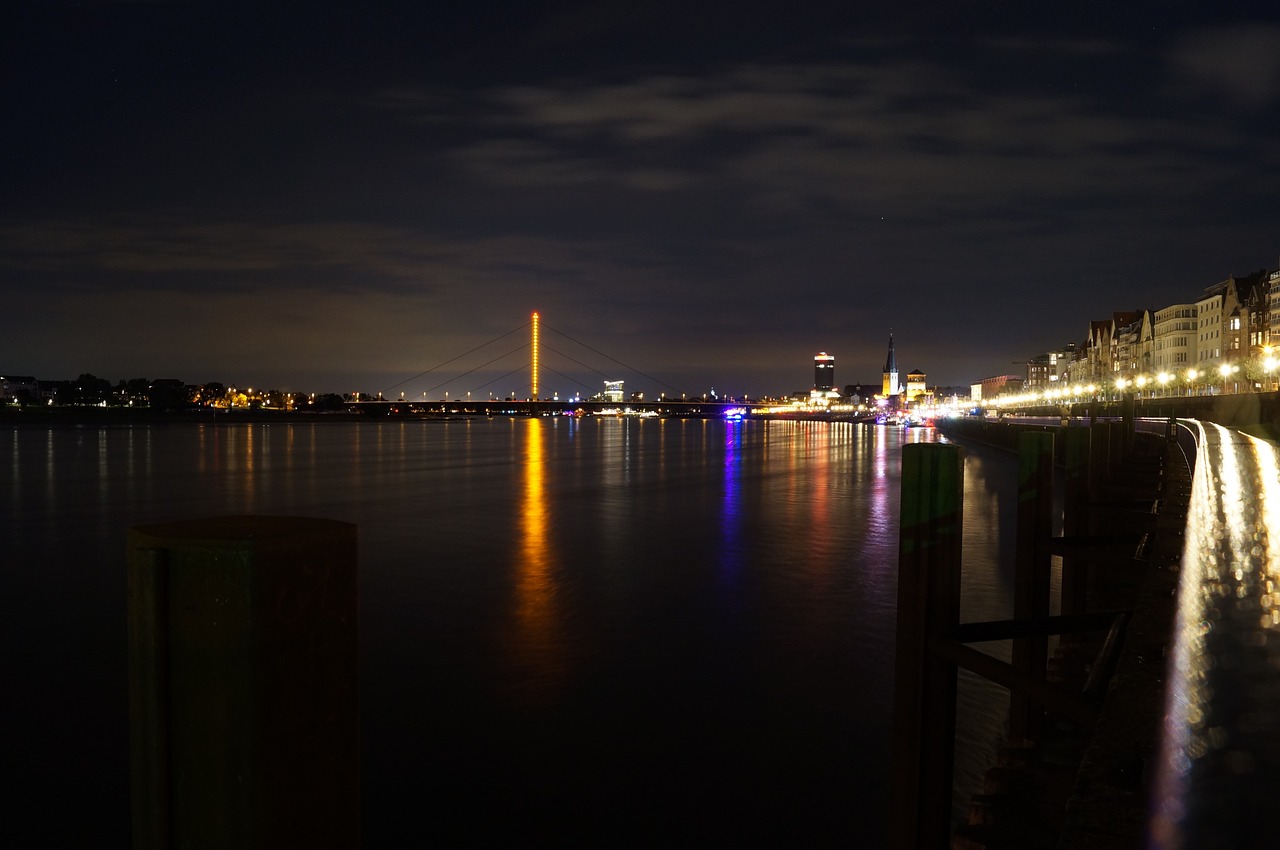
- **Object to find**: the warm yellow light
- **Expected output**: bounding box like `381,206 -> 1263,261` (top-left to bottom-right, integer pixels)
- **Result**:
1135,375 -> 1147,388
1219,363 -> 1233,378
1157,372 -> 1171,385
1187,370 -> 1198,381
531,311 -> 540,400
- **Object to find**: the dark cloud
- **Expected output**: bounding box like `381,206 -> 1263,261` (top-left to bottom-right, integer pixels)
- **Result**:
3,4 -> 1278,393
1168,24 -> 1280,109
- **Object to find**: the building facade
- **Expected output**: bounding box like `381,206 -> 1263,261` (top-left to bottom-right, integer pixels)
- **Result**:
1152,303 -> 1198,374
978,374 -> 1024,400
904,370 -> 927,403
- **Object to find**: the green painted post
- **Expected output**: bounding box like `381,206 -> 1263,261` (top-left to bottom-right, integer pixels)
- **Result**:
127,516 -> 358,850
1011,431 -> 1053,743
890,443 -> 964,850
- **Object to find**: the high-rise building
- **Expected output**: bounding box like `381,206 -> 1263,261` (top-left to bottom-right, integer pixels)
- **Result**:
814,352 -> 835,391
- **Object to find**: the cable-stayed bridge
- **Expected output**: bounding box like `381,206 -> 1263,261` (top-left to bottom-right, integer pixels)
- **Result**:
351,312 -> 760,418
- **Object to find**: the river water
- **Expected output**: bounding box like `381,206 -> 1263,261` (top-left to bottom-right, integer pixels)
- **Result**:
4,416 -> 1025,846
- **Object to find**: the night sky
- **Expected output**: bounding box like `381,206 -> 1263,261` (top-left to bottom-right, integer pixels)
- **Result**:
5,1 -> 1280,398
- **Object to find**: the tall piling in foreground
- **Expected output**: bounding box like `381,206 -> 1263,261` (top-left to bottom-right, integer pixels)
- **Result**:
127,516 -> 358,850
1062,427 -> 1092,617
890,443 -> 964,850
1010,431 -> 1054,743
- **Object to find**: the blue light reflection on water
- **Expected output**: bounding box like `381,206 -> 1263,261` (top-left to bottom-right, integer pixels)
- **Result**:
3,418 -> 1021,846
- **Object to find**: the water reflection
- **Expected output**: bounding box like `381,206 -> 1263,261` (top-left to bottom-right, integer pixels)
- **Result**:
512,417 -> 564,700
719,419 -> 744,580
3,417 -> 1030,846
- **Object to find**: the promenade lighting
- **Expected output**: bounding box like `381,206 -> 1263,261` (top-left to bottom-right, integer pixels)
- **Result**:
1135,375 -> 1148,397
1186,369 -> 1199,397
1219,363 -> 1240,394
1157,372 -> 1171,396
1265,346 -> 1277,392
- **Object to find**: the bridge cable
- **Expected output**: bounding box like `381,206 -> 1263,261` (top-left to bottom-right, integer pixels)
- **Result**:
412,343 -> 530,398
539,365 -> 598,396
380,322 -> 529,395
544,324 -> 680,393
542,344 -> 613,381
470,363 -> 533,396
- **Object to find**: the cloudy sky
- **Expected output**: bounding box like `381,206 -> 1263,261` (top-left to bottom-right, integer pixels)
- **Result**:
4,1 -> 1279,397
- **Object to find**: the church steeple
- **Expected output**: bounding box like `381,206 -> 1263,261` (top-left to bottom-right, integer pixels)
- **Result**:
882,334 -> 900,397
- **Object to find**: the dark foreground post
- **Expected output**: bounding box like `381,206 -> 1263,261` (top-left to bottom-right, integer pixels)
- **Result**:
1010,431 -> 1053,743
127,516 -> 358,850
1119,392 -> 1135,458
1062,427 -> 1092,617
890,443 -> 964,850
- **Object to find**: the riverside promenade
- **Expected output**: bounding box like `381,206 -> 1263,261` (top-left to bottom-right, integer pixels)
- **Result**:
893,411 -> 1276,849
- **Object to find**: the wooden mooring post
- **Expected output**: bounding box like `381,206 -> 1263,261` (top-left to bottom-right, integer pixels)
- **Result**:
890,443 -> 964,850
1062,427 -> 1092,617
1010,431 -> 1053,743
127,516 -> 359,850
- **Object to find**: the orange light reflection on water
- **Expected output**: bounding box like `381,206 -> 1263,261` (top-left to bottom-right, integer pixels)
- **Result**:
512,418 -> 565,701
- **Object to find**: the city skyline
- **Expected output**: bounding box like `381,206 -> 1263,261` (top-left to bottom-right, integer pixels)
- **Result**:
1,329 -> 948,403
4,2 -> 1280,395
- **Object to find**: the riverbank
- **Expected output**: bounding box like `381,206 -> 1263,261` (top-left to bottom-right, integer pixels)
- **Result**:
0,407 -> 369,426
936,419 -> 1187,848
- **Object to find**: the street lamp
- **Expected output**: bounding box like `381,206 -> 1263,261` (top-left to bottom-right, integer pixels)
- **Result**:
1186,369 -> 1199,397
1218,363 -> 1240,395
1157,372 -> 1171,397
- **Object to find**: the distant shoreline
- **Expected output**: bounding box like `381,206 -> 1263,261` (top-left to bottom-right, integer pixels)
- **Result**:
0,407 -> 371,426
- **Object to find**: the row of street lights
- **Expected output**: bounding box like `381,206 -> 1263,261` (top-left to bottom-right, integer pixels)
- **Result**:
1000,348 -> 1279,408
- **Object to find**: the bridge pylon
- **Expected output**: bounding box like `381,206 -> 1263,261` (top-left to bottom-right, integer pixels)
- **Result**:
531,311 -> 540,401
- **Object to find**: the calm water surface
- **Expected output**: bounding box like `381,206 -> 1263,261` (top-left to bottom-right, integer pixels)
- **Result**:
4,417 -> 1025,846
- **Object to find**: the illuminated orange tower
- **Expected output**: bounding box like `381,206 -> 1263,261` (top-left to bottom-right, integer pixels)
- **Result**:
531,311 -> 540,400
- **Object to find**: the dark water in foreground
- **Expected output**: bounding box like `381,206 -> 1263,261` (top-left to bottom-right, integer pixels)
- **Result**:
4,417 -> 1026,846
